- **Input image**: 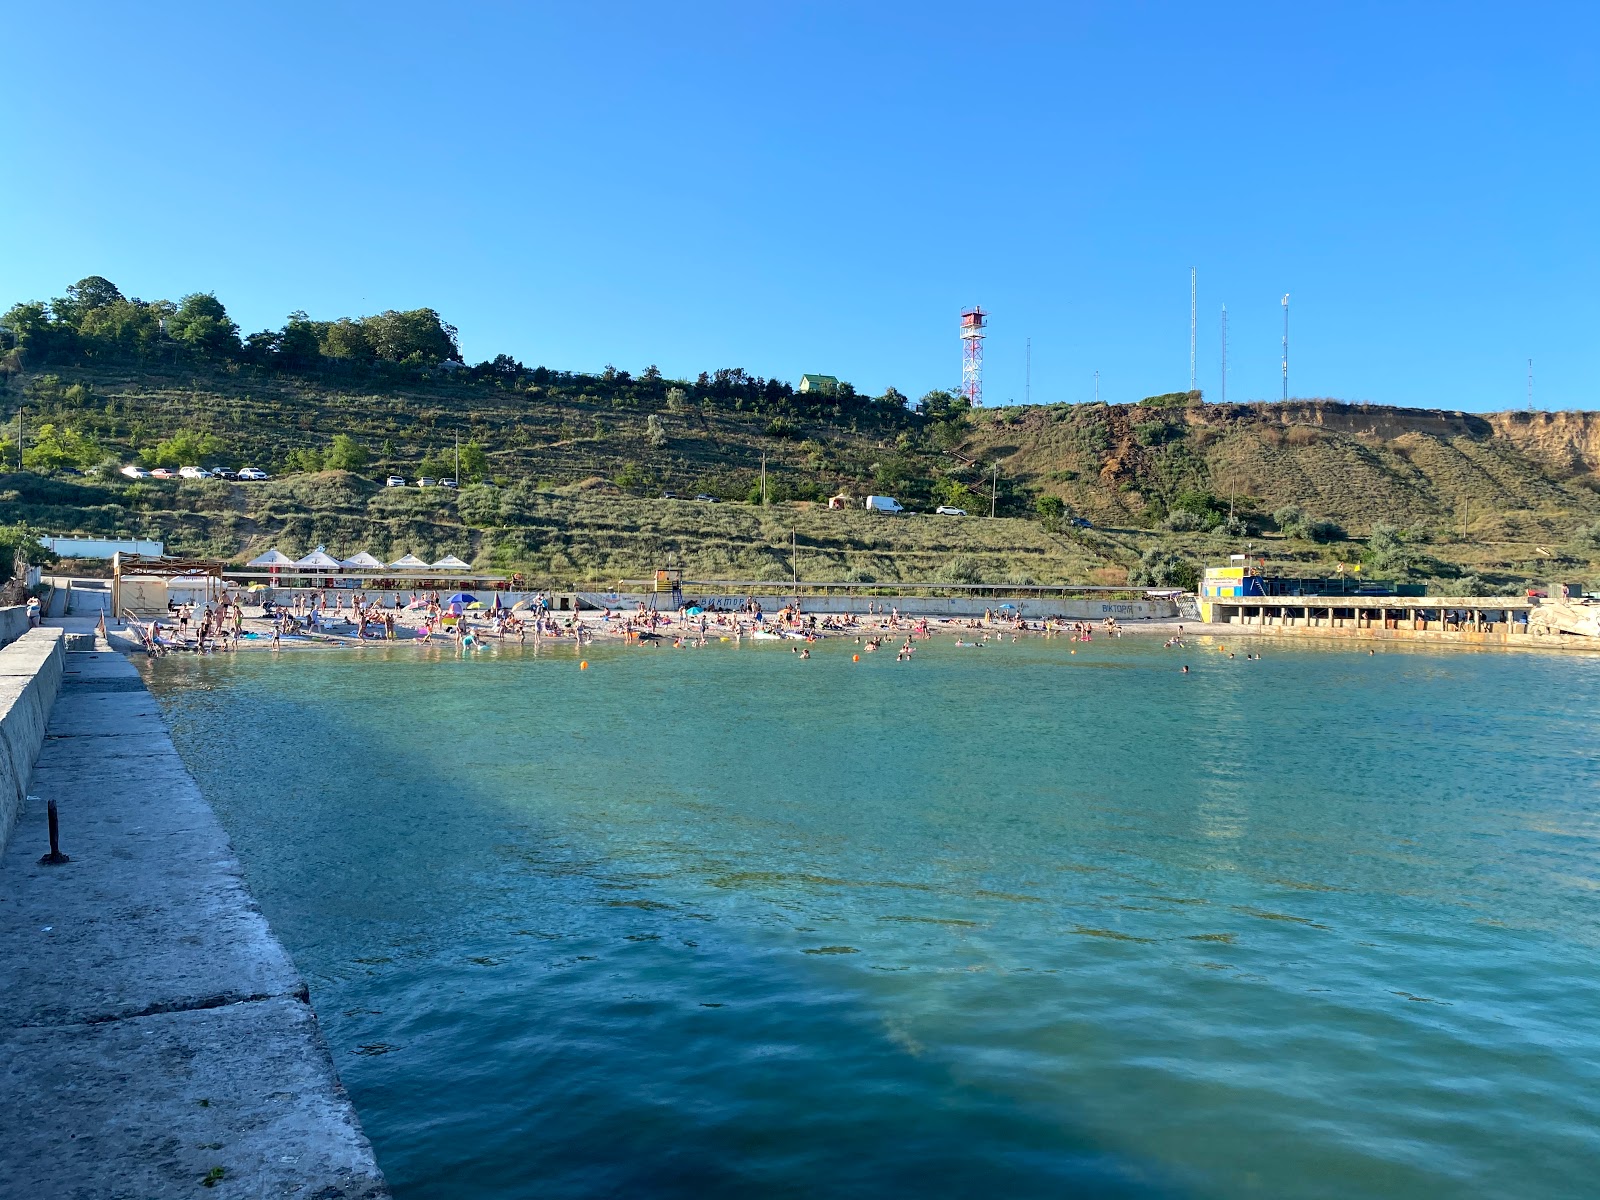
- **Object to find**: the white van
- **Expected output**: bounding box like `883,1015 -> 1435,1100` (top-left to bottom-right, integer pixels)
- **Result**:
865,495 -> 904,514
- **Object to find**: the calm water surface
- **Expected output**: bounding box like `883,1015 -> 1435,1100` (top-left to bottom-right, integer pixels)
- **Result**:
145,637 -> 1600,1199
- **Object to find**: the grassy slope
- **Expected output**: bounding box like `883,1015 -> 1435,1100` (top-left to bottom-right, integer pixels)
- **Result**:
6,364 -> 1600,589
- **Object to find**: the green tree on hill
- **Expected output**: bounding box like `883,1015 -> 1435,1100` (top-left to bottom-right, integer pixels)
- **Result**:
1036,494 -> 1066,530
141,429 -> 224,468
459,440 -> 488,481
323,434 -> 369,471
51,276 -> 125,327
79,299 -> 167,358
1130,547 -> 1199,591
19,423 -> 102,472
167,293 -> 241,357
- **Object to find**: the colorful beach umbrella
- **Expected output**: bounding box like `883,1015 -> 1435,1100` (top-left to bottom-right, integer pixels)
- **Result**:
445,592 -> 477,605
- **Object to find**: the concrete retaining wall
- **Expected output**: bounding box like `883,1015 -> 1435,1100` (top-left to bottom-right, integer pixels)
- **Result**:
0,604 -> 31,649
574,592 -> 1180,620
0,628 -> 65,858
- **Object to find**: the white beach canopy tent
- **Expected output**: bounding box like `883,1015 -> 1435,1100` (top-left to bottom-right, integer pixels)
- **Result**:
246,549 -> 296,568
339,551 -> 386,571
293,550 -> 343,571
389,553 -> 429,570
431,555 -> 471,572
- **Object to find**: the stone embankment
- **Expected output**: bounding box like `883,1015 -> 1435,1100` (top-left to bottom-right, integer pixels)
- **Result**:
0,622 -> 388,1198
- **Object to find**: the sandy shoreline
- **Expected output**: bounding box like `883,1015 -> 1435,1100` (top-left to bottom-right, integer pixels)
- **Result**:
123,605 -> 1223,654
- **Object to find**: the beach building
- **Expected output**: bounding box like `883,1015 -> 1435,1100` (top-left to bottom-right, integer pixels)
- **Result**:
1198,560 -> 1535,639
40,535 -> 164,558
798,374 -> 839,396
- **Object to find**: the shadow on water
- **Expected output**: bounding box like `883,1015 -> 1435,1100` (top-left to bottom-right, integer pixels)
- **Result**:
145,639 -> 1600,1200
147,648 -> 1203,1200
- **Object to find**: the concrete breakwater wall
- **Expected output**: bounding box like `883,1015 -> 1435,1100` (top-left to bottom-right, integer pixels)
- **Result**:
0,626 -> 65,858
0,643 -> 389,1197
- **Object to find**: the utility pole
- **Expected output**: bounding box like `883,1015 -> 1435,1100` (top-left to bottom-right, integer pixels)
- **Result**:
1025,337 -> 1031,405
1281,294 -> 1290,402
1189,268 -> 1197,392
990,463 -> 998,519
1093,370 -> 1100,404
1527,358 -> 1533,410
760,452 -> 767,506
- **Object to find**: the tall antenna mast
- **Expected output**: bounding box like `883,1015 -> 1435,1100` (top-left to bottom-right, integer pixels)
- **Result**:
1281,293 -> 1290,402
1094,370 -> 1100,404
960,306 -> 987,407
1527,358 -> 1533,410
1189,268 -> 1197,391
1220,303 -> 1228,405
1025,337 -> 1031,405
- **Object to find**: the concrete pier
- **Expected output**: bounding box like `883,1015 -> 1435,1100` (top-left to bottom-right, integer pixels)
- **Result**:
0,643 -> 389,1198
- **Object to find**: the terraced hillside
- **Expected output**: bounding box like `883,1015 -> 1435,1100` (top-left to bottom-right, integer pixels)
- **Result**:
3,360 -> 1599,592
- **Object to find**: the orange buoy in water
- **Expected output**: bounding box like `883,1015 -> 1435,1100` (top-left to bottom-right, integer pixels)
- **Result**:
853,654 -> 860,662
580,661 -> 588,670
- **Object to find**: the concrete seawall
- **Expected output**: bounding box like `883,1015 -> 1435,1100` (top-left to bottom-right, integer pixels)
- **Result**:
0,627 -> 66,858
575,591 -> 1181,620
0,641 -> 389,1198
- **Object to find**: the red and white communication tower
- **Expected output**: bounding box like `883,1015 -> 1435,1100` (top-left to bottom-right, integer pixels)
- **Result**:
960,306 -> 987,406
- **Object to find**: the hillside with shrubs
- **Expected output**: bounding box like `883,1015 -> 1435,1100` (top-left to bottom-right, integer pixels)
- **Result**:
3,275 -> 1599,594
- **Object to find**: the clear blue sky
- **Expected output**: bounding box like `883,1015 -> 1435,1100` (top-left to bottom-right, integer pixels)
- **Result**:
4,3 -> 1596,411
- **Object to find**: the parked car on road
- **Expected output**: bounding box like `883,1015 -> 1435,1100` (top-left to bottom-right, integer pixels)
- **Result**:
440,478 -> 459,489
417,477 -> 436,488
385,475 -> 406,487
149,468 -> 175,479
1070,516 -> 1093,528
210,467 -> 238,481
120,464 -> 149,479
865,495 -> 904,514
694,493 -> 718,502
178,466 -> 210,480
935,505 -> 967,516
238,467 -> 270,481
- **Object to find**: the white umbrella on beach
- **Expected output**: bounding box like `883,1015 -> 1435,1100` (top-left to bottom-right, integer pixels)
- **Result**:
294,550 -> 342,570
247,549 -> 295,567
339,551 -> 385,571
431,555 -> 471,571
389,553 -> 429,570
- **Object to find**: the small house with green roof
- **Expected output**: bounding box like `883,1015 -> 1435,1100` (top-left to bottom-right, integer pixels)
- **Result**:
798,374 -> 840,396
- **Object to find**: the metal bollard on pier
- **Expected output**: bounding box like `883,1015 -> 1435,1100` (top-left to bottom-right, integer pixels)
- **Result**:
37,797 -> 70,865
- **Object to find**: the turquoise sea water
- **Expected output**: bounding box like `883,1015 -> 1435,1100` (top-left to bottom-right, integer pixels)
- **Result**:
145,637 -> 1600,1199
